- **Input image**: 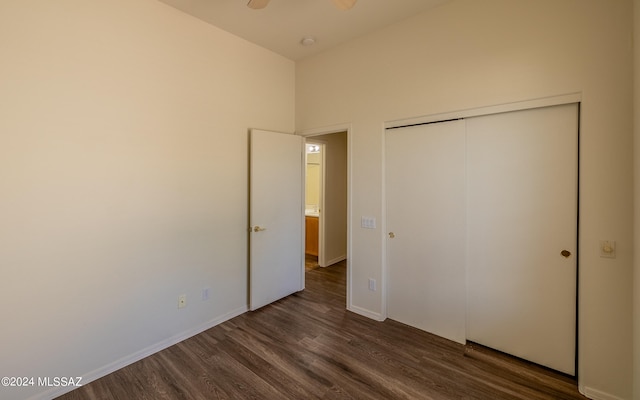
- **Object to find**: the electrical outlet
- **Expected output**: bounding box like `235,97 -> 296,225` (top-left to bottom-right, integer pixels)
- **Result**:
202,288 -> 210,301
178,294 -> 187,309
368,278 -> 376,291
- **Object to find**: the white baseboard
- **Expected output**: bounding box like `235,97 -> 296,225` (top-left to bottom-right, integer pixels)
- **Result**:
580,385 -> 627,400
30,305 -> 248,400
348,304 -> 385,321
321,254 -> 346,267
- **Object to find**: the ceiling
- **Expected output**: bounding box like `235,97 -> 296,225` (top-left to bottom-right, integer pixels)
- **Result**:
157,0 -> 450,60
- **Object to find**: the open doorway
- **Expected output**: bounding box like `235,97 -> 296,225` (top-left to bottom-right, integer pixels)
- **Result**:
302,130 -> 348,272
305,141 -> 324,270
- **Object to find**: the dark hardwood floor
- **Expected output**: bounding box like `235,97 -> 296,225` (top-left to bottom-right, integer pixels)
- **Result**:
57,260 -> 586,400
305,254 -> 320,271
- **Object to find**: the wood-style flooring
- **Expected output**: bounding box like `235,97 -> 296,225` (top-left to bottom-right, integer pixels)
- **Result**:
57,259 -> 586,400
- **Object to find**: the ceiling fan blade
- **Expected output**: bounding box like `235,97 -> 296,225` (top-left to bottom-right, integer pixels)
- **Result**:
247,0 -> 270,9
331,0 -> 357,10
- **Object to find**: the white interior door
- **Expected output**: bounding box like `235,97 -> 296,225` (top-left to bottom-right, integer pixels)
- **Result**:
249,129 -> 304,311
466,104 -> 578,375
386,119 -> 467,344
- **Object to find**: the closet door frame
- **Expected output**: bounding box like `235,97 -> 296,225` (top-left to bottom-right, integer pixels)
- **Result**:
385,94 -> 581,130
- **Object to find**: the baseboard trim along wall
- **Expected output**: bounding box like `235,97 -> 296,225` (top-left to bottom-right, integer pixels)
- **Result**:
323,255 -> 346,267
348,304 -> 384,322
30,305 -> 249,400
580,385 -> 627,400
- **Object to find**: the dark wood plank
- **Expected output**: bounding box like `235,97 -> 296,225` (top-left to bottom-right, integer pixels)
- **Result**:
57,260 -> 587,400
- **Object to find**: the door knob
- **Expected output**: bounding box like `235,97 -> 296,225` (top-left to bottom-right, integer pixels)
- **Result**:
253,226 -> 267,232
561,250 -> 571,258
388,232 -> 395,238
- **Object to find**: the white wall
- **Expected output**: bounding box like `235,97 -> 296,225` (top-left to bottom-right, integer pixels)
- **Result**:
321,131 -> 348,265
296,0 -> 634,398
0,1 -> 294,399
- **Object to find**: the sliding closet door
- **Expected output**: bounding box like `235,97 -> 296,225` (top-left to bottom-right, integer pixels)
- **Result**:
466,104 -> 578,375
386,120 -> 466,344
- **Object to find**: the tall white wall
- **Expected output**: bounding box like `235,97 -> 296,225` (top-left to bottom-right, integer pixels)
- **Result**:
322,131 -> 348,265
0,1 -> 294,399
296,0 -> 634,398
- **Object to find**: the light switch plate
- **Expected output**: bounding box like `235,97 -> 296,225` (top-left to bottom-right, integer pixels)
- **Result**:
599,240 -> 616,258
361,216 -> 376,229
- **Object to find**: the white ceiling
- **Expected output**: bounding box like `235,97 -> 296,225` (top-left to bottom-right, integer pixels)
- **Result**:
157,0 -> 450,60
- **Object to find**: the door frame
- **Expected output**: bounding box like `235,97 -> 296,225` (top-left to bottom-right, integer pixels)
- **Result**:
298,123 -> 352,308
382,92 -> 582,373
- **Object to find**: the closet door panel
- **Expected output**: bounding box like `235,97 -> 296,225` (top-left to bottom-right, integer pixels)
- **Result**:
386,120 -> 467,344
466,104 -> 578,375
